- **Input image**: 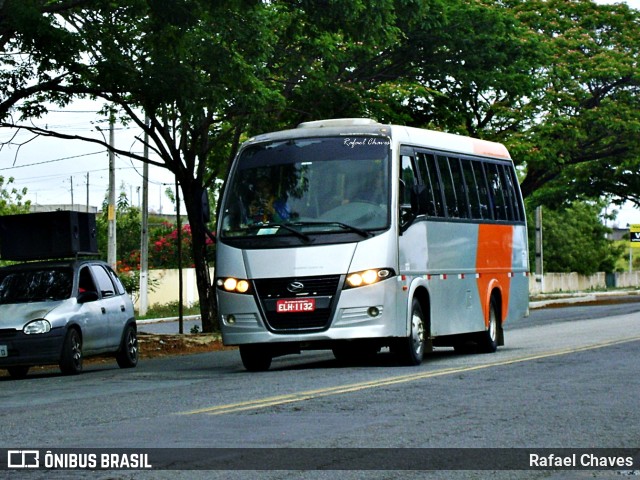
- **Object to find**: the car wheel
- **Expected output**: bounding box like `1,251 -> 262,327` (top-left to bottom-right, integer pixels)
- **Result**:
239,345 -> 272,372
478,297 -> 499,353
116,324 -> 138,368
392,298 -> 426,366
7,366 -> 30,379
59,328 -> 83,375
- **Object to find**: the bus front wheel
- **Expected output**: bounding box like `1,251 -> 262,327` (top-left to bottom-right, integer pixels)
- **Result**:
393,298 -> 426,366
239,345 -> 273,372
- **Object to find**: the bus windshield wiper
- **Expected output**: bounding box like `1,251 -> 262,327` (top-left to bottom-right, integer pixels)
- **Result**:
290,221 -> 372,238
331,222 -> 372,238
261,223 -> 313,243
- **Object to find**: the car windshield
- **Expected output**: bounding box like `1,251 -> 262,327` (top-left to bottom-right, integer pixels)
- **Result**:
220,136 -> 391,238
0,267 -> 73,304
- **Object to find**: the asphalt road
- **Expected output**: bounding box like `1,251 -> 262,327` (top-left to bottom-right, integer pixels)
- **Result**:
2,298 -> 639,480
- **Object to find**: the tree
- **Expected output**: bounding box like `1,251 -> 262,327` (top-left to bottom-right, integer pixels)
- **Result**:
0,175 -> 30,215
528,201 -> 623,275
1,0 -> 639,330
0,0 -> 447,331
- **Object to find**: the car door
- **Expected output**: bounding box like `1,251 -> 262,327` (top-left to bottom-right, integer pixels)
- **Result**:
90,264 -> 127,350
77,265 -> 110,352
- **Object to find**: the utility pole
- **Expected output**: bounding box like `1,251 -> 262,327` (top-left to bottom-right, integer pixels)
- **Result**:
86,172 -> 90,213
107,117 -> 117,269
70,176 -> 74,206
176,179 -> 184,334
139,118 -> 150,316
535,206 -> 544,293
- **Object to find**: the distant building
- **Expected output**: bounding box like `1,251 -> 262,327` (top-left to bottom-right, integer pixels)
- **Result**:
609,227 -> 629,242
30,204 -> 98,214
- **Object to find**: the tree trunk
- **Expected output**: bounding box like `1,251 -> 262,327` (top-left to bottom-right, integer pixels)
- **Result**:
181,179 -> 219,333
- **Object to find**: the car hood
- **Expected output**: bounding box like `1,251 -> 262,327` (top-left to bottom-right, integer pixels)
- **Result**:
0,301 -> 61,330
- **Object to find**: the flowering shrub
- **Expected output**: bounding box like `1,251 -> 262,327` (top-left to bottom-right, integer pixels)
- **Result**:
149,222 -> 214,269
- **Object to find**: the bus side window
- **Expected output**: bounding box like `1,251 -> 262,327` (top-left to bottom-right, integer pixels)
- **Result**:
500,164 -> 524,222
474,162 -> 493,220
448,157 -> 471,219
485,163 -> 508,220
400,155 -> 417,205
416,152 -> 444,217
461,159 -> 482,220
436,155 -> 460,218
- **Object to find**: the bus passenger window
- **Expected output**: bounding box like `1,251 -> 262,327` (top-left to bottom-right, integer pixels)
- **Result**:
437,156 -> 460,218
400,155 -> 417,206
474,162 -> 492,220
461,159 -> 482,220
416,152 -> 444,217
448,157 -> 470,219
486,163 -> 508,220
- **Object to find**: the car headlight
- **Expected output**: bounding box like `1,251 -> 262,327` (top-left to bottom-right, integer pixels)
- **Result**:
23,319 -> 51,335
216,277 -> 251,294
344,268 -> 395,289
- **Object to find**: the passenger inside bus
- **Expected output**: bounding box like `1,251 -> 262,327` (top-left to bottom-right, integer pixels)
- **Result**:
247,177 -> 290,224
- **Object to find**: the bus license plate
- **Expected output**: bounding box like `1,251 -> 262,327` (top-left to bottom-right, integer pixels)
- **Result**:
276,299 -> 316,313
0,345 -> 7,357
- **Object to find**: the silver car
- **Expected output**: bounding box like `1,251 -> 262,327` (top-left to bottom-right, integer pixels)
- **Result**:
0,259 -> 138,379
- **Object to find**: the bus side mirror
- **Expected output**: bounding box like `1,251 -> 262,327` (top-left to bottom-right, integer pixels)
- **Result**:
411,184 -> 429,216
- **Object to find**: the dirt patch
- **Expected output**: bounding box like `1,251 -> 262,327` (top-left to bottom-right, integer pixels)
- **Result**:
137,333 -> 236,358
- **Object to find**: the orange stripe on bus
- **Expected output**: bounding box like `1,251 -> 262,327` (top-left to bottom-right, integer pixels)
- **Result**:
472,140 -> 511,159
475,224 -> 514,325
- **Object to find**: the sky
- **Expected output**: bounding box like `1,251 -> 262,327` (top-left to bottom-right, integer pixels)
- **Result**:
0,99 -> 179,214
0,0 -> 638,227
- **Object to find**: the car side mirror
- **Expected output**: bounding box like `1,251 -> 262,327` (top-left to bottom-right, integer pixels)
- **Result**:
77,291 -> 99,304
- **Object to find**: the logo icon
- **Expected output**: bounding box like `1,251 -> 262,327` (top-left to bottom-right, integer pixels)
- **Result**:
8,450 -> 40,469
286,281 -> 305,293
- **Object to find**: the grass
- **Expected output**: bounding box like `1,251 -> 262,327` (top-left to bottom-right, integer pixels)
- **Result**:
136,301 -> 201,320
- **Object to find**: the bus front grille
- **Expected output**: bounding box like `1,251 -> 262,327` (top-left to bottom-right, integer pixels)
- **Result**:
253,275 -> 342,332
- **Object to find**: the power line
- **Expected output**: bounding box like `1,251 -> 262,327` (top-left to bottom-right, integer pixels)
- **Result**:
0,151 -> 104,170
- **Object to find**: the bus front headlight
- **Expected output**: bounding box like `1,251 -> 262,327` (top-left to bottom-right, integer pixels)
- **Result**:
216,277 -> 251,294
344,268 -> 394,289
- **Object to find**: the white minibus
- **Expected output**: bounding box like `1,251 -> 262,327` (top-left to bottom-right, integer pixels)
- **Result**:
215,118 -> 529,371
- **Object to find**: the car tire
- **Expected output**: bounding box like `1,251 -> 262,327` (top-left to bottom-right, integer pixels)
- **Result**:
7,366 -> 30,379
59,328 -> 83,375
239,345 -> 272,372
116,324 -> 139,368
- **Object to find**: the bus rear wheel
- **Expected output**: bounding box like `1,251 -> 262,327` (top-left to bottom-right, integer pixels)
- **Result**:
239,345 -> 272,372
478,297 -> 499,353
393,298 -> 426,366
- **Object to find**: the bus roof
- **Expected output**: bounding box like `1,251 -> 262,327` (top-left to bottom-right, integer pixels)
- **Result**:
246,118 -> 511,160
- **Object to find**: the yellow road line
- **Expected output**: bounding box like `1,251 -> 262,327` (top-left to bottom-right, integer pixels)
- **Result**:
181,336 -> 640,416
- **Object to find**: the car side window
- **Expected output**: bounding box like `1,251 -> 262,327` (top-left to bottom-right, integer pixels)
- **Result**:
78,267 -> 98,295
90,265 -> 117,298
106,267 -> 126,295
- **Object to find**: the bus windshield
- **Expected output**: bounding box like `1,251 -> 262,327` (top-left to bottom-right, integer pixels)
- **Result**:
220,136 -> 391,239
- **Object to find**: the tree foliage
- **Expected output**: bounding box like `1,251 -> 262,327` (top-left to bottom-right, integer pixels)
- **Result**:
1,0 -> 640,329
528,201 -> 623,275
0,175 -> 30,216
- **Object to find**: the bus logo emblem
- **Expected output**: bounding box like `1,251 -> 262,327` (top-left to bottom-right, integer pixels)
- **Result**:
287,281 -> 305,293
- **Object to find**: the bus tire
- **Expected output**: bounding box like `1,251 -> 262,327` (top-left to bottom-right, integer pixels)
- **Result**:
239,345 -> 272,372
478,297 -> 499,353
393,298 -> 426,366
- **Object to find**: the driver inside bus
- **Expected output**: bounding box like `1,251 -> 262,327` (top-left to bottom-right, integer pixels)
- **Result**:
247,177 -> 290,224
